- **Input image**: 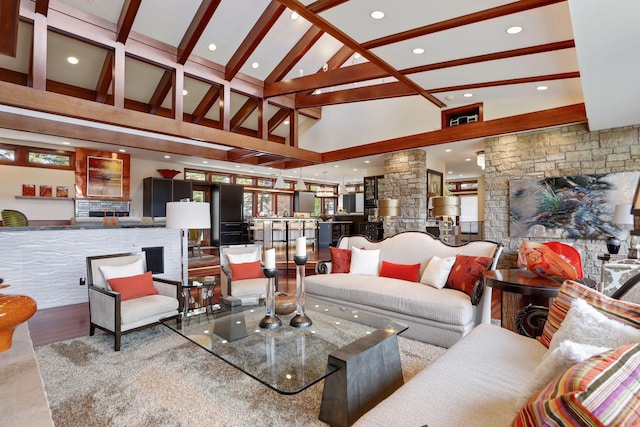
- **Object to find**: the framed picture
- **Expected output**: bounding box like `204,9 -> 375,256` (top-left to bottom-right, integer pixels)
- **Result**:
87,156 -> 123,197
427,169 -> 443,199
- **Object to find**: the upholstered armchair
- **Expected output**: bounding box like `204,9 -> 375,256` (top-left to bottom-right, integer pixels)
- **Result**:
86,252 -> 181,351
219,244 -> 269,301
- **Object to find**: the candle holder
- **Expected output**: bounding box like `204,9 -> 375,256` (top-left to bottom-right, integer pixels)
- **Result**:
290,255 -> 312,328
259,267 -> 282,329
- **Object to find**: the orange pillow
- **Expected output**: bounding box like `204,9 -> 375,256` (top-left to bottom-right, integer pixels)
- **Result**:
230,260 -> 263,280
107,271 -> 158,301
330,247 -> 351,273
445,255 -> 493,297
379,261 -> 421,282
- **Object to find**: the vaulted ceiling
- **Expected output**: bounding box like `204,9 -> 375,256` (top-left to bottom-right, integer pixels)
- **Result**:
0,0 -> 637,182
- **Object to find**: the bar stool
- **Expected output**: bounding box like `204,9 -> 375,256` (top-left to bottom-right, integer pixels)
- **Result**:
303,220 -> 317,251
248,219 -> 264,244
271,219 -> 287,250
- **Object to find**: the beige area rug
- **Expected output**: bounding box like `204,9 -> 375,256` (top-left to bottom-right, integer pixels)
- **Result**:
35,325 -> 445,427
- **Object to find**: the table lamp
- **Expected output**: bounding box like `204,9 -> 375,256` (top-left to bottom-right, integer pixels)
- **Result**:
166,201 -> 211,285
378,199 -> 400,238
431,196 -> 460,244
613,203 -> 634,257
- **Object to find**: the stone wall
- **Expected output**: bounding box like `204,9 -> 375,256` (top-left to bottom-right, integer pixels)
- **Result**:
379,149 -> 427,234
484,123 -> 640,280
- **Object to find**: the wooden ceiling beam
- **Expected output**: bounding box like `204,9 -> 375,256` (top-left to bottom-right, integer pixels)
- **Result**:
191,85 -> 221,124
307,0 -> 349,13
116,0 -> 141,44
276,0 -> 445,108
225,1 -> 286,81
265,27 -> 324,83
296,71 -> 581,108
268,108 -> 290,133
230,98 -> 260,132
177,0 -> 222,65
226,148 -> 259,161
0,0 -> 20,57
148,70 -> 173,115
321,104 -> 587,163
362,0 -> 565,49
34,0 -> 49,17
95,51 -> 114,104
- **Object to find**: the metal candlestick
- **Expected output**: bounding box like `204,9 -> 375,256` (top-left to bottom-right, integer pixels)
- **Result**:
259,267 -> 282,329
290,255 -> 312,328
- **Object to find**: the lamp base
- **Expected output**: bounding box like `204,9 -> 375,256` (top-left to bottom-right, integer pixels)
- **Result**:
290,314 -> 312,328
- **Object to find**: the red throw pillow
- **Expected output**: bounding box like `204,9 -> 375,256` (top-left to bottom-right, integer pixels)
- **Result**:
230,260 -> 263,280
107,271 -> 158,301
330,247 -> 351,273
379,261 -> 421,282
445,255 -> 493,297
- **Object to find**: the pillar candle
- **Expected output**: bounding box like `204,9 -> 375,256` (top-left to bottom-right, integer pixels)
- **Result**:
296,236 -> 306,257
265,248 -> 276,269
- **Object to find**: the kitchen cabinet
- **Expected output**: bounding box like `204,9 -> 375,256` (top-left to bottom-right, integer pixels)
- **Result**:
211,183 -> 244,246
143,177 -> 192,217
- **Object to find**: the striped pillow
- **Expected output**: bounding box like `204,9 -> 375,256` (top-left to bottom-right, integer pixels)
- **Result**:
538,280 -> 640,348
513,343 -> 640,426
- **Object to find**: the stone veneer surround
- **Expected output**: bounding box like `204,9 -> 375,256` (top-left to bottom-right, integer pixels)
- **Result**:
484,123 -> 640,279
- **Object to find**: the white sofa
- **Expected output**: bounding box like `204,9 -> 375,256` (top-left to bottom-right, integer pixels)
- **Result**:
306,232 -> 503,348
355,279 -> 640,427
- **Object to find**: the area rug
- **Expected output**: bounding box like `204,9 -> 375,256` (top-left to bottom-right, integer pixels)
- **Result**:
35,325 -> 445,427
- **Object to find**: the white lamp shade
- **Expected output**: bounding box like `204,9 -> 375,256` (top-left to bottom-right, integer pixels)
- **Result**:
166,202 -> 211,229
613,204 -> 634,226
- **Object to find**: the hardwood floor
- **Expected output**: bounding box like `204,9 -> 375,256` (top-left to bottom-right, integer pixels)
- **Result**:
27,245 -> 502,347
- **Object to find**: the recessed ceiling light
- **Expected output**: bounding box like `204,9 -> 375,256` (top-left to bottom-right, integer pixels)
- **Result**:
463,93 -> 473,98
202,160 -> 208,164
313,89 -> 322,95
353,168 -> 358,171
334,165 -> 339,168
119,149 -> 126,153
236,165 -> 241,168
412,48 -> 425,55
283,119 -> 290,125
291,11 -> 299,20
182,89 -> 188,96
370,10 -> 385,20
67,56 -> 79,65
364,160 -> 370,164
251,62 -> 259,69
445,149 -> 452,152
465,158 -> 471,162
506,26 -> 523,35
537,85 -> 548,91
354,53 -> 361,59
444,95 -> 454,101
62,141 -> 71,145
208,43 -> 217,52
448,171 -> 453,174
164,155 -> 170,159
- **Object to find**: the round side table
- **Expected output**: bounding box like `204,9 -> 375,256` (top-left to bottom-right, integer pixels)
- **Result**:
484,269 -> 563,336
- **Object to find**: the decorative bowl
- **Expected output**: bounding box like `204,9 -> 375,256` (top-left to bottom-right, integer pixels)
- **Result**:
157,169 -> 181,179
275,292 -> 296,315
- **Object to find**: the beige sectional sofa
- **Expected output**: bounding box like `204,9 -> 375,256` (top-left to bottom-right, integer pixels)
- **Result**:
355,279 -> 640,427
305,232 -> 503,348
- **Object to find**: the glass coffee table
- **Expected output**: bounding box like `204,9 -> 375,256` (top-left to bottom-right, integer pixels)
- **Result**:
161,301 -> 408,425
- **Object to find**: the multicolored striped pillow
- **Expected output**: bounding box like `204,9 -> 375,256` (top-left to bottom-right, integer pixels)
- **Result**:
512,343 -> 640,426
538,280 -> 640,348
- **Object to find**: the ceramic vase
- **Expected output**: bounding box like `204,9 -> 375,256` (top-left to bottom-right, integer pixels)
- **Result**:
607,236 -> 621,255
0,284 -> 37,352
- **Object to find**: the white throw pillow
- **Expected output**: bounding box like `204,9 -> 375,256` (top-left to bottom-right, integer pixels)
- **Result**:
548,298 -> 640,353
99,258 -> 144,281
349,246 -> 380,276
420,256 -> 456,289
227,252 -> 258,265
515,340 -> 609,410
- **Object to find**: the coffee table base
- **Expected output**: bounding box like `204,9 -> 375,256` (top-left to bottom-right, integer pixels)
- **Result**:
319,329 -> 404,427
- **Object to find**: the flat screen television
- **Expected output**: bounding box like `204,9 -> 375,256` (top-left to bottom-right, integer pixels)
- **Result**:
294,191 -> 315,213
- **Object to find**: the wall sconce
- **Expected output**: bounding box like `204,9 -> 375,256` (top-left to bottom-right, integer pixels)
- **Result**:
476,151 -> 485,170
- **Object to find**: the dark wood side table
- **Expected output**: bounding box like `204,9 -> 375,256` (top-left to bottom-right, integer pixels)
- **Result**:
484,269 -> 563,336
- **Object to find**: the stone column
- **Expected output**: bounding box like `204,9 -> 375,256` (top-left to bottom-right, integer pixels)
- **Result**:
379,150 -> 427,234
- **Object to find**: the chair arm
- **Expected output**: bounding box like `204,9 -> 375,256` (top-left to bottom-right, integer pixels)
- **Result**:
88,285 -> 120,332
315,260 -> 332,274
220,265 -> 232,296
152,277 -> 181,299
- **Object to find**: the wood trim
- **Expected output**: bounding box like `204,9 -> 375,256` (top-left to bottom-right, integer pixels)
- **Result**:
265,26 -> 324,83
177,0 -> 222,65
0,0 -> 20,57
442,103 -> 484,129
116,0 -> 141,44
321,104 -> 587,163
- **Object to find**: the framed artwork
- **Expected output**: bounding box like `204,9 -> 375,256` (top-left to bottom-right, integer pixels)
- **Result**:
509,171 -> 640,239
427,169 -> 443,199
87,156 -> 123,197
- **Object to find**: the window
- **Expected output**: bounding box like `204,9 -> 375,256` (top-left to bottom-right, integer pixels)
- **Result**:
0,147 -> 15,161
243,192 -> 254,218
185,171 -> 206,181
276,194 -> 292,216
28,151 -> 71,166
210,174 -> 230,183
0,144 -> 74,170
257,178 -> 272,188
257,193 -> 273,216
192,190 -> 206,202
236,177 -> 253,186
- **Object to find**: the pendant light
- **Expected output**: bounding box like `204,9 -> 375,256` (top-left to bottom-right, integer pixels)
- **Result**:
274,170 -> 286,189
338,174 -> 349,195
316,171 -> 334,197
295,169 -> 306,191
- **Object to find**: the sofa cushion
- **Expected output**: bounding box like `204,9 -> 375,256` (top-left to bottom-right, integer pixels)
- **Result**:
120,294 -> 178,325
99,259 -> 145,290
420,256 -> 456,289
538,280 -> 640,348
350,246 -> 380,276
227,251 -> 258,264
107,271 -> 158,301
230,278 -> 267,298
329,246 -> 351,273
513,343 -> 640,427
446,255 -> 493,297
379,261 -> 420,282
305,273 -> 475,325
229,260 -> 263,280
